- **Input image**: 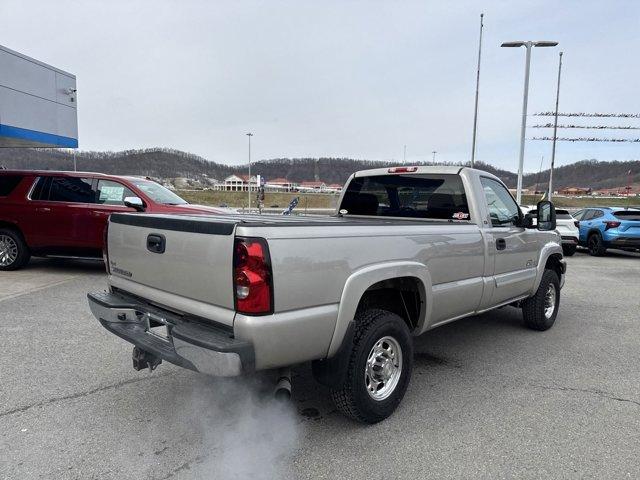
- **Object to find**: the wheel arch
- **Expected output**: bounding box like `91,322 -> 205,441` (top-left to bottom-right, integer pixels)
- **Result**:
587,228 -> 603,239
0,220 -> 23,235
326,261 -> 432,358
532,242 -> 563,293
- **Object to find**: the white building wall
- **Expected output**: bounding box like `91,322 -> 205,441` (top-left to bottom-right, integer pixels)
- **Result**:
0,44 -> 78,147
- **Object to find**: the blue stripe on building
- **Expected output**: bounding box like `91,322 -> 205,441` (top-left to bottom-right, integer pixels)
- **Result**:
0,123 -> 78,148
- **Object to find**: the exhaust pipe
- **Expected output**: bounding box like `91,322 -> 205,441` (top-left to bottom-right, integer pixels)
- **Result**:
274,367 -> 292,400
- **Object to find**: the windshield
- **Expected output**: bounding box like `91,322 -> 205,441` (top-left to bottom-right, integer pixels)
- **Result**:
130,179 -> 188,205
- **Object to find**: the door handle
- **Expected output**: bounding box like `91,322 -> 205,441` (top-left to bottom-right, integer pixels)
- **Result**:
496,238 -> 507,251
36,207 -> 51,213
147,234 -> 166,254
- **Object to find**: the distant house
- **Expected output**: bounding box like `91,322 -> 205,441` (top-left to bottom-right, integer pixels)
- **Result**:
560,187 -> 591,196
265,177 -> 297,192
219,174 -> 257,192
299,181 -> 327,192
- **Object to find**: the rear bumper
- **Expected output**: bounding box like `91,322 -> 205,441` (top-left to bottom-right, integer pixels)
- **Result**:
560,235 -> 578,245
88,291 -> 254,376
607,237 -> 640,249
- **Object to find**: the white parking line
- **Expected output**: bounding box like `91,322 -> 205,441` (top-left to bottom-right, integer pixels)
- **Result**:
0,274 -> 79,302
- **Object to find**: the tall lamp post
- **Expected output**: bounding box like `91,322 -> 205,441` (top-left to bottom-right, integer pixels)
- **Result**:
246,132 -> 253,212
501,40 -> 558,204
432,150 -> 437,162
470,13 -> 484,168
548,51 -> 563,202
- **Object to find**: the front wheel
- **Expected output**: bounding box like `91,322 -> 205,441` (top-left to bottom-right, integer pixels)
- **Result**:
522,269 -> 560,331
330,309 -> 413,424
0,228 -> 30,271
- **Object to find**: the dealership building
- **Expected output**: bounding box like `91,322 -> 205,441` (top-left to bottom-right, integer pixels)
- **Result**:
0,44 -> 77,149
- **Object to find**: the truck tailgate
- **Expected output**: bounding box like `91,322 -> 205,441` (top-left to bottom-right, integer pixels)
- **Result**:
106,213 -> 238,325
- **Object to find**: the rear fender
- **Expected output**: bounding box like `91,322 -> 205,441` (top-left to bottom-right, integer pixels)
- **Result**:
326,261 -> 432,358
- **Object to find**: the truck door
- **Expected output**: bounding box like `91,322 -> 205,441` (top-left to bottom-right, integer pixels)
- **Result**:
480,177 -> 539,306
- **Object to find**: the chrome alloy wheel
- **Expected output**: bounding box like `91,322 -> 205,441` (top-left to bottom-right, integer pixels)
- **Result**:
364,335 -> 403,401
544,282 -> 557,319
0,235 -> 18,267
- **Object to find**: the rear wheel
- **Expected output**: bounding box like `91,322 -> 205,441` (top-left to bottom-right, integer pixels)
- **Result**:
330,309 -> 413,424
562,244 -> 577,257
522,269 -> 560,331
0,228 -> 30,271
588,232 -> 607,256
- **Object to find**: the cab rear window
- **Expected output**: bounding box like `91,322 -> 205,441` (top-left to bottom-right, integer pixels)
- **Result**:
0,175 -> 23,196
341,174 -> 469,220
613,211 -> 640,221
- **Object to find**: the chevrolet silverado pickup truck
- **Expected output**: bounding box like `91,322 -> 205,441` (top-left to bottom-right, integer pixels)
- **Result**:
88,166 -> 566,423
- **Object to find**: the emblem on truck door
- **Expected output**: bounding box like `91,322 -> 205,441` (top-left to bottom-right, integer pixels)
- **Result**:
110,261 -> 133,278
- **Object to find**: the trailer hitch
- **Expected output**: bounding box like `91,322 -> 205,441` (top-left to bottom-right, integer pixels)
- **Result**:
132,346 -> 162,372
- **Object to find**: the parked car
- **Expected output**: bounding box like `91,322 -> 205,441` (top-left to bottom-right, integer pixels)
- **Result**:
523,207 -> 579,256
573,207 -> 640,256
0,170 -> 227,270
88,166 -> 565,423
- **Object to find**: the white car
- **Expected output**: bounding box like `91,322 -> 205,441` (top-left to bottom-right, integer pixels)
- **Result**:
521,206 -> 579,256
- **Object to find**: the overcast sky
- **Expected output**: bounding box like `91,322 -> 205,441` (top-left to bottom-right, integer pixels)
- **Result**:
2,0 -> 639,172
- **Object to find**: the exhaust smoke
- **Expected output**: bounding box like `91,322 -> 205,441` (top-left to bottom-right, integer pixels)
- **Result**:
182,373 -> 301,479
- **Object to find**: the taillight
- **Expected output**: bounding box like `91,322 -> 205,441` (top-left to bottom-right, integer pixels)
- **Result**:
603,221 -> 621,230
103,223 -> 110,274
574,221 -> 579,228
233,237 -> 273,315
388,166 -> 418,173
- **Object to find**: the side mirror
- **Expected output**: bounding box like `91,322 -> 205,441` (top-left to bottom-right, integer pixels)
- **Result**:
536,200 -> 556,231
520,213 -> 534,228
124,196 -> 145,212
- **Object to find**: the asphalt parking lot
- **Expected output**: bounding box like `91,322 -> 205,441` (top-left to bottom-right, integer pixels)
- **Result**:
1,250 -> 639,479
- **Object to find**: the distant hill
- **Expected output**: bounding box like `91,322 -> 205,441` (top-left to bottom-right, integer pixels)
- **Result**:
0,147 -> 637,191
522,159 -> 639,191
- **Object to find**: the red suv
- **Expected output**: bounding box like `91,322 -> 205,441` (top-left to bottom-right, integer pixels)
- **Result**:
0,170 -> 226,270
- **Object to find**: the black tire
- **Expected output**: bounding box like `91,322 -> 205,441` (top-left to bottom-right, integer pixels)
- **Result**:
562,244 -> 577,257
0,228 -> 30,271
587,232 -> 607,256
522,269 -> 560,331
330,309 -> 413,424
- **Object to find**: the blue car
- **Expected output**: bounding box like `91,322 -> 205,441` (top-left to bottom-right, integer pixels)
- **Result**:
573,207 -> 640,256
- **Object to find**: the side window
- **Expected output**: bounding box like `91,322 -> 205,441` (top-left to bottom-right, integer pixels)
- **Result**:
96,180 -> 135,205
30,176 -> 52,200
0,175 -> 23,196
582,210 -> 595,221
592,210 -> 604,219
48,176 -> 95,203
573,209 -> 585,221
480,177 -> 520,227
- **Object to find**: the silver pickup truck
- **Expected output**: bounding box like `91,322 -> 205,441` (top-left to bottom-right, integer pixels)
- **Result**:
88,166 -> 566,423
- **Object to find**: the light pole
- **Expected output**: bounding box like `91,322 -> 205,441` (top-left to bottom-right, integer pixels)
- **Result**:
501,40 -> 558,204
246,132 -> 253,212
432,151 -> 437,162
470,13 -> 484,168
548,51 -> 563,202
403,145 -> 407,163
